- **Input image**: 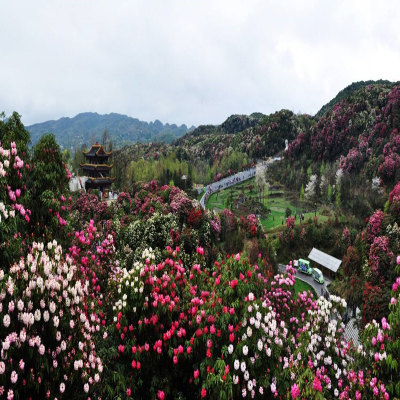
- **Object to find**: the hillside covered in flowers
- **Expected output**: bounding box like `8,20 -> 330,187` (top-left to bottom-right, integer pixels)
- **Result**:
1,107 -> 400,399
109,82 -> 400,206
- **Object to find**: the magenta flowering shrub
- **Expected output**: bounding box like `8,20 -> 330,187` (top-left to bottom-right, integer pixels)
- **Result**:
210,217 -> 221,236
355,255 -> 400,399
72,192 -> 109,222
367,210 -> 384,244
340,147 -> 364,173
68,219 -> 119,315
169,186 -> 193,219
368,236 -> 394,280
0,241 -> 103,399
40,191 -> 74,236
388,181 -> 400,221
389,181 -> 400,204
379,152 -> 400,181
0,142 -> 30,221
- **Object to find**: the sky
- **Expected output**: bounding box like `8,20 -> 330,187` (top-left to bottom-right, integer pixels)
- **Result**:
1,0 -> 400,127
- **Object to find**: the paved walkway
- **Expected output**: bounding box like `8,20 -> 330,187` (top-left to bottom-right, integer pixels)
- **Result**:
278,264 -> 331,297
199,157 -> 281,209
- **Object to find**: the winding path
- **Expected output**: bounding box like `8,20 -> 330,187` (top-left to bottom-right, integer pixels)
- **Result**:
278,263 -> 331,297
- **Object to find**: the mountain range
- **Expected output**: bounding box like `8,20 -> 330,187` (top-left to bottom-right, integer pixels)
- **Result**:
26,112 -> 194,150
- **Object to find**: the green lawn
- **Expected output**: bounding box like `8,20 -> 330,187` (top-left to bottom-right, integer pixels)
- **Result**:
205,178 -> 332,230
260,198 -> 330,230
294,279 -> 317,297
205,179 -> 261,211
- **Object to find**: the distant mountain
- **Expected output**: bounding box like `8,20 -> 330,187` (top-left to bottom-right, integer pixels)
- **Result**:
26,112 -> 194,150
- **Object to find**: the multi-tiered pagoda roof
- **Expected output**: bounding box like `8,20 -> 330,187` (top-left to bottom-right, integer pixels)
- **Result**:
81,143 -> 114,191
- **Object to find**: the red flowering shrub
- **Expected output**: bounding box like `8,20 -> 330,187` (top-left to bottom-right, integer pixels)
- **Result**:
342,246 -> 361,277
362,282 -> 391,325
389,181 -> 400,204
187,208 -> 203,227
245,214 -> 259,237
286,216 -> 295,229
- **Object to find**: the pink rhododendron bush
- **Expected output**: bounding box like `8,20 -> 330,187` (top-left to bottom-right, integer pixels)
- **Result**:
0,241 -> 103,399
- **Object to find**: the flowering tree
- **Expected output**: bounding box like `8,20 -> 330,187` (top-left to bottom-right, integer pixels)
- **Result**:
305,174 -> 317,203
28,134 -> 71,238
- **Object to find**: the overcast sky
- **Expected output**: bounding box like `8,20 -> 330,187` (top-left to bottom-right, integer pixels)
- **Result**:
1,0 -> 399,127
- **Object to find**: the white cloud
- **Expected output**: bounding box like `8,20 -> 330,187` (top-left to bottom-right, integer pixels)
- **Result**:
0,0 -> 399,127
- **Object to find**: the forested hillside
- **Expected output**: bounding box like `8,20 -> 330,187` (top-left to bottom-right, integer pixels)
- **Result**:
111,109 -> 313,188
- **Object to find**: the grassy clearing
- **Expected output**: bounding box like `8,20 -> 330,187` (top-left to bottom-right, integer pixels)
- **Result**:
260,199 -> 330,230
294,279 -> 317,297
205,177 -> 332,230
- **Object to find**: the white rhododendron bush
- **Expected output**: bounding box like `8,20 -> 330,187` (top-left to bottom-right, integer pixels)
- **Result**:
0,241 -> 103,399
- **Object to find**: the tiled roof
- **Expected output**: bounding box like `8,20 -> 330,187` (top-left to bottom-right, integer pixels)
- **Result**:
308,248 -> 341,273
83,144 -> 112,157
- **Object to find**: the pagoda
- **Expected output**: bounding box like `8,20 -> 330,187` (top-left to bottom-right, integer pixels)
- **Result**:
81,143 -> 115,192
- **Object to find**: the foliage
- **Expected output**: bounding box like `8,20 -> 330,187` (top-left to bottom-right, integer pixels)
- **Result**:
0,141 -> 31,265
28,134 -> 71,239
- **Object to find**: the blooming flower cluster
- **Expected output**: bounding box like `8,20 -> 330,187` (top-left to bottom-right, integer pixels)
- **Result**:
104,245 -> 391,399
0,241 -> 103,398
0,142 -> 31,224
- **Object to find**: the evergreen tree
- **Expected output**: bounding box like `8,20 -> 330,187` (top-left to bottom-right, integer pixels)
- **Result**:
300,184 -> 305,201
327,184 -> 333,203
